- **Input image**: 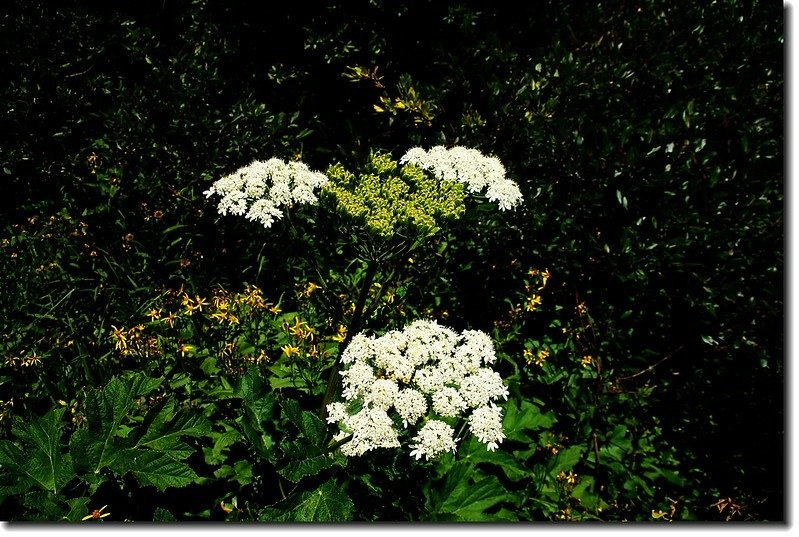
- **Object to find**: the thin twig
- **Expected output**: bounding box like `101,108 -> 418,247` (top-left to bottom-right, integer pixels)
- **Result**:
615,345 -> 685,383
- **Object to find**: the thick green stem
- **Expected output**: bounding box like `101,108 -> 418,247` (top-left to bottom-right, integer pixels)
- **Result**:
319,259 -> 379,419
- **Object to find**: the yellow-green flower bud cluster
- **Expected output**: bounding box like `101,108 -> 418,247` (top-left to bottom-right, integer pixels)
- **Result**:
322,153 -> 465,239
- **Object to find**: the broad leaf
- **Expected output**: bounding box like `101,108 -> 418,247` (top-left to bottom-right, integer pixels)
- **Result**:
113,449 -> 199,491
6,408 -> 72,493
430,462 -> 512,521
459,436 -> 528,482
260,479 -> 354,522
503,400 -> 556,443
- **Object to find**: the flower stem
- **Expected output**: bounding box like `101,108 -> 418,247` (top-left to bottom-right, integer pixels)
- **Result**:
319,259 -> 378,419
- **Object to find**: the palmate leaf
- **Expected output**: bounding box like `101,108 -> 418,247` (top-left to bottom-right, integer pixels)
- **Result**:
1,407 -> 73,494
135,399 -> 211,453
260,479 -> 354,522
425,461 -> 512,521
72,373 -> 163,475
277,452 -> 335,483
111,449 -> 199,491
502,400 -> 556,443
66,373 -> 206,491
458,436 -> 528,482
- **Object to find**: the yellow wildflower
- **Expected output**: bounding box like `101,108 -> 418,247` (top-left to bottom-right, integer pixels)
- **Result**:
146,308 -> 161,321
111,326 -> 127,350
163,312 -> 177,328
81,505 -> 110,521
281,344 -> 300,357
179,343 -> 194,357
525,295 -> 542,311
581,355 -> 593,368
332,325 -> 347,343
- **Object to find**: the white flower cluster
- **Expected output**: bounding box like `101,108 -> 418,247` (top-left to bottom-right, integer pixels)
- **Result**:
203,158 -> 328,228
399,146 -> 523,211
327,320 -> 508,460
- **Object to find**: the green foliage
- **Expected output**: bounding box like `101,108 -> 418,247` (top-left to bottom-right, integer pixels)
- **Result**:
0,0 -> 782,523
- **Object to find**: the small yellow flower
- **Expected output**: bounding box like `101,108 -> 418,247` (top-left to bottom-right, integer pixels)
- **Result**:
581,355 -> 593,368
576,302 -> 588,316
525,295 -> 542,312
303,282 -> 321,296
289,318 -> 307,339
268,303 -> 282,315
210,311 -> 227,323
178,343 -> 194,357
81,505 -> 110,521
540,268 -> 551,289
523,348 -> 535,364
111,326 -> 127,350
226,313 -> 240,325
281,344 -> 300,357
163,312 -> 177,328
332,325 -> 348,343
193,295 -> 207,312
146,308 -> 161,321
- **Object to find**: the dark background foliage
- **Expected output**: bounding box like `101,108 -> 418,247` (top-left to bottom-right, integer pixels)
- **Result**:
0,0 -> 783,521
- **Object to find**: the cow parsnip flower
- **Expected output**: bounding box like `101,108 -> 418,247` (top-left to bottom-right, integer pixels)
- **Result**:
204,158 -> 328,227
400,146 -> 523,210
322,153 -> 465,239
327,319 -> 508,460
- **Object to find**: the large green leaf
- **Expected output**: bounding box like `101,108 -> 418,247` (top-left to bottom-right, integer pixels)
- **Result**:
112,449 -> 199,491
459,436 -> 528,482
2,408 -> 72,494
426,461 -> 512,521
260,479 -> 354,522
502,400 -> 556,443
72,374 -> 162,475
277,453 -> 335,483
136,401 -> 211,452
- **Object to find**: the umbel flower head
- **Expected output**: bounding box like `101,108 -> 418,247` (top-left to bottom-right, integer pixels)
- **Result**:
400,146 -> 524,211
204,158 -> 328,228
327,320 -> 508,460
322,152 -> 465,239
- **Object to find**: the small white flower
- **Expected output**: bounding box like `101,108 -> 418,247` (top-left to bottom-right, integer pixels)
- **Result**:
340,361 -> 375,401
468,404 -> 506,451
329,319 -> 508,459
365,378 -> 400,411
459,368 -> 509,409
341,333 -> 374,365
326,402 -> 348,424
409,420 -> 458,460
394,388 -> 428,427
431,386 -> 467,418
400,146 -> 523,210
205,158 -> 329,227
340,408 -> 400,457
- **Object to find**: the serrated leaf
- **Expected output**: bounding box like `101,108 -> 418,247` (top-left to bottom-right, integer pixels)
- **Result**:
459,437 -> 528,481
503,400 -> 556,443
277,453 -> 334,483
260,479 -> 353,522
137,407 -> 211,451
153,507 -> 177,522
281,399 -> 326,447
549,445 -> 584,474
0,440 -> 37,496
115,449 -> 198,491
434,462 -> 511,521
76,373 -> 163,474
7,408 -> 72,493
